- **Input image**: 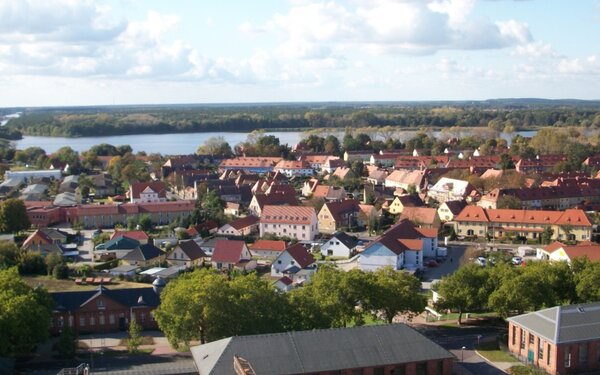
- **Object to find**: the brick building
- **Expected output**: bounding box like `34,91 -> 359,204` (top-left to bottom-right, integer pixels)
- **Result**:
49,283 -> 163,335
508,302 -> 600,374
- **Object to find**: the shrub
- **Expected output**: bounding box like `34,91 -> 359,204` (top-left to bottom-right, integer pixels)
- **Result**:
52,263 -> 69,279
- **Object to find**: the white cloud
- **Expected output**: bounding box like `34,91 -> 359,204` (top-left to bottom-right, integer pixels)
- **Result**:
514,41 -> 560,58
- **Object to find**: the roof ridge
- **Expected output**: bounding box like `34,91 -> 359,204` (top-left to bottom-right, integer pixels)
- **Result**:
287,331 -> 306,373
554,306 -> 562,343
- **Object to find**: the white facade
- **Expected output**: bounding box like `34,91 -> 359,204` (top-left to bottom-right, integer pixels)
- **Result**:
403,250 -> 423,270
132,186 -> 166,203
273,167 -> 314,178
320,238 -> 354,258
260,212 -> 318,241
358,244 -> 404,272
5,169 -> 62,182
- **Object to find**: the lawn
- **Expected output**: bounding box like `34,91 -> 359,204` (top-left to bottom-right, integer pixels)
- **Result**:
119,336 -> 155,347
22,275 -> 151,292
477,342 -> 519,363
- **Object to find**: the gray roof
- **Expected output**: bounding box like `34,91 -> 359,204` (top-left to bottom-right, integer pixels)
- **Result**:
331,231 -> 359,250
122,243 -> 164,262
110,265 -> 140,273
54,192 -> 79,206
22,183 -> 48,195
191,324 -> 454,375
508,302 -> 600,344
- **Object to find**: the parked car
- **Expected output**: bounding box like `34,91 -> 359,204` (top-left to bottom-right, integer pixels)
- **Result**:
426,259 -> 439,267
476,256 -> 487,267
511,256 -> 523,265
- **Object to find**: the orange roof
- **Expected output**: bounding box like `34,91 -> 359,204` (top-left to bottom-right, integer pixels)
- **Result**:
274,160 -> 312,170
455,207 -> 592,227
397,239 -> 423,251
111,230 -> 149,241
249,240 -> 287,252
549,241 -> 600,262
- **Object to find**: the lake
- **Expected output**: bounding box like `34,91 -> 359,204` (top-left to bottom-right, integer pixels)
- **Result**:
12,129 -> 537,154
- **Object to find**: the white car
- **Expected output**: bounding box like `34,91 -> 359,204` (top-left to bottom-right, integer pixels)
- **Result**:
476,256 -> 487,267
511,256 -> 523,265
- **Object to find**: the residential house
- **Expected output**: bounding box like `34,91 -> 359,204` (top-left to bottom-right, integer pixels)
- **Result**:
59,175 -> 79,194
128,181 -> 167,203
273,276 -> 294,292
516,155 -> 566,173
224,202 -> 240,217
427,177 -> 474,203
479,183 -> 600,210
367,169 -> 388,186
248,239 -> 287,259
191,324 -> 454,375
322,157 -> 344,174
20,183 -> 48,201
49,285 -> 161,335
329,166 -> 355,181
384,170 -> 427,191
343,150 -> 373,163
108,265 -> 139,277
387,195 -> 423,215
189,221 -> 219,237
211,240 -> 256,271
508,302 -> 600,375
369,152 -> 405,167
110,230 -> 150,245
89,173 -> 116,198
121,243 -> 165,267
248,193 -> 299,216
437,200 -> 467,222
359,219 -> 439,271
311,185 -> 347,202
94,236 -> 141,260
537,241 -> 600,263
271,243 -> 317,285
273,160 -> 314,177
4,169 -> 61,182
21,228 -> 70,258
217,216 -> 260,237
167,240 -> 207,268
198,237 -> 219,256
301,178 -> 320,197
54,192 -> 80,206
259,205 -> 318,241
218,157 -> 282,174
317,199 -> 363,234
320,232 -> 359,258
400,207 -> 441,229
454,206 -> 592,242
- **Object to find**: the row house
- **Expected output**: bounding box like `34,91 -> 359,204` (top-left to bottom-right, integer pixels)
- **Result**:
64,201 -> 195,229
128,181 -> 167,203
218,157 -> 282,174
49,284 -> 162,335
317,199 -> 363,234
480,184 -> 600,210
248,192 -> 299,216
359,219 -> 439,271
343,150 -> 373,163
508,302 -> 600,375
515,155 -> 567,173
259,205 -> 318,241
454,206 -> 592,242
217,215 -> 260,237
273,160 -> 314,177
298,154 -> 341,174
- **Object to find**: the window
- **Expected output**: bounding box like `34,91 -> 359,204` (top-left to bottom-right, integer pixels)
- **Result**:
373,368 -> 384,375
99,314 -> 105,325
90,316 -> 96,326
580,344 -> 588,366
565,346 -> 571,368
97,299 -> 105,309
538,339 -> 543,359
529,333 -> 535,345
512,326 -> 516,345
109,314 -> 115,324
141,313 -> 146,323
520,329 -> 526,349
547,344 -> 551,366
79,316 -> 86,327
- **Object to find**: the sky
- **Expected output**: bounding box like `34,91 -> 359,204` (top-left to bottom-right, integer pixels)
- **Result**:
0,0 -> 599,107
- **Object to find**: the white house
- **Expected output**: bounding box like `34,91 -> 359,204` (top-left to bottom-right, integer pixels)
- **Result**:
320,232 -> 358,258
537,241 -> 600,263
271,243 -> 317,285
359,219 -> 438,272
427,177 -> 474,203
211,240 -> 256,271
217,216 -> 260,237
273,160 -> 314,177
260,205 -> 318,241
167,240 -> 207,268
129,181 -> 167,203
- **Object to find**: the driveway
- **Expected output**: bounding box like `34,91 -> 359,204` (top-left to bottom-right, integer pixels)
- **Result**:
421,245 -> 467,289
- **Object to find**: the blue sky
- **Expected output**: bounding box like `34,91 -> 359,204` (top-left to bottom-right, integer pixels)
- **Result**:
0,0 -> 598,106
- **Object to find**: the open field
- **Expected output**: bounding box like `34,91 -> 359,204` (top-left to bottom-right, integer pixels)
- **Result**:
22,275 -> 151,292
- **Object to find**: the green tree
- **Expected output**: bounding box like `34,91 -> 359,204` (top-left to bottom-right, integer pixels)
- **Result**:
127,318 -> 142,353
540,227 -> 554,245
0,198 -> 30,233
435,265 -> 489,324
0,241 -> 19,269
499,153 -> 515,170
138,214 -> 152,232
497,195 -> 522,209
45,253 -> 63,276
367,267 -> 426,324
56,327 -> 77,359
197,136 -> 232,156
0,268 -> 53,356
52,263 -> 70,280
574,259 -> 600,302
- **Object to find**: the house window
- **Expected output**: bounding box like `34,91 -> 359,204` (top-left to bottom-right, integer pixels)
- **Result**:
520,329 -> 525,349
512,326 -> 516,346
529,333 -> 535,345
99,314 -> 105,325
538,339 -> 543,359
79,316 -> 85,327
580,344 -> 588,366
565,346 -> 571,368
90,316 -> 96,326
97,299 -> 105,309
141,313 -> 146,323
109,314 -> 115,324
547,344 -> 551,365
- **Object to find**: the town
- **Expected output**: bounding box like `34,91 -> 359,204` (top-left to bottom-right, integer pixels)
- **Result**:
1,125 -> 600,375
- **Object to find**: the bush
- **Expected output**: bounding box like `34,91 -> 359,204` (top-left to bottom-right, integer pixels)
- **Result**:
52,263 -> 69,279
76,265 -> 93,277
56,328 -> 77,359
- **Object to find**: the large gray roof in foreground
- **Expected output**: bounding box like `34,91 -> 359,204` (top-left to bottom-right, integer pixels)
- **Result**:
191,324 -> 454,375
508,301 -> 600,345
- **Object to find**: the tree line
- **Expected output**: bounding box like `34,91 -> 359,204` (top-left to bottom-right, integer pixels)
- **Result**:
435,256 -> 600,324
6,103 -> 600,138
155,266 -> 425,348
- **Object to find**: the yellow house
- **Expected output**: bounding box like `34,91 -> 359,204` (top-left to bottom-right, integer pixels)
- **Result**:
387,195 -> 423,215
317,200 -> 363,234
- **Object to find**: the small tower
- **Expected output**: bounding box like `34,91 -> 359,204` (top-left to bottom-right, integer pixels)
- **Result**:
152,276 -> 166,295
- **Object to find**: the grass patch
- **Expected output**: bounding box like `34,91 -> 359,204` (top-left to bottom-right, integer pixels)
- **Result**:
97,348 -> 154,357
477,342 -> 518,363
22,275 -> 151,292
119,336 -> 155,346
507,365 -> 547,375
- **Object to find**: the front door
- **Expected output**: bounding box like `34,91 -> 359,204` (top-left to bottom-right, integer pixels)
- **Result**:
119,317 -> 127,331
527,350 -> 534,363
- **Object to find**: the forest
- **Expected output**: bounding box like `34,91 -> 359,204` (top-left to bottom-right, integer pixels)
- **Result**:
4,99 -> 600,137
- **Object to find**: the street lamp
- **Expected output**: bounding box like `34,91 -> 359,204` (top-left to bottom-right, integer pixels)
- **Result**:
461,346 -> 466,362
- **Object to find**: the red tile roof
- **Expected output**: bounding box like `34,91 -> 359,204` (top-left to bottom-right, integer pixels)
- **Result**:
228,216 -> 260,230
110,230 -> 149,242
249,240 -> 287,252
365,219 -> 436,255
129,181 -> 167,199
212,240 -> 248,263
283,243 -> 315,268
455,206 -> 592,226
261,205 -> 316,224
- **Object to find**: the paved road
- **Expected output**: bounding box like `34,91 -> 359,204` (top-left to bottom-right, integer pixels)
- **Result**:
415,325 -> 508,375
